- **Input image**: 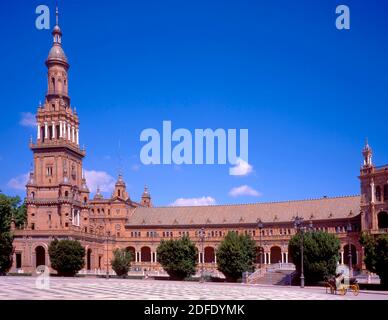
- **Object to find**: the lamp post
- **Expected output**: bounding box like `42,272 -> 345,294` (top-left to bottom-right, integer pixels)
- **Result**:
199,227 -> 205,283
347,222 -> 353,277
106,231 -> 109,280
293,216 -> 305,288
258,221 -> 264,270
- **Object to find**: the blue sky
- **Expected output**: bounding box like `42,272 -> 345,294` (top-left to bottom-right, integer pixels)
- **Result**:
0,0 -> 387,206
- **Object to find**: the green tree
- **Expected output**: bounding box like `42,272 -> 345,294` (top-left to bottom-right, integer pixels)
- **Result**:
216,232 -> 256,282
0,193 -> 27,230
48,239 -> 85,276
0,232 -> 13,276
360,232 -> 377,273
0,194 -> 15,275
289,231 -> 340,285
157,236 -> 198,280
360,233 -> 388,288
111,248 -> 132,277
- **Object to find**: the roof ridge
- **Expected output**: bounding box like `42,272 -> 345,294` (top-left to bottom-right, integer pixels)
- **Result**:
143,194 -> 361,209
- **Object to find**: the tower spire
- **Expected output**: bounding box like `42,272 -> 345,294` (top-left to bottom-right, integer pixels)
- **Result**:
362,138 -> 373,167
56,6 -> 59,26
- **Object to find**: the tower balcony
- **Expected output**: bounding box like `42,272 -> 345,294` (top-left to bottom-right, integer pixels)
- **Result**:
30,139 -> 85,157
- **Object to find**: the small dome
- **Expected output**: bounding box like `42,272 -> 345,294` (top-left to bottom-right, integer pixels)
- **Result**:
52,25 -> 62,35
115,174 -> 126,187
94,188 -> 104,200
46,44 -> 68,64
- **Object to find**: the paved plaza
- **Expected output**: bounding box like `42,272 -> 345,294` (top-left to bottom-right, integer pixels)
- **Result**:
0,276 -> 387,300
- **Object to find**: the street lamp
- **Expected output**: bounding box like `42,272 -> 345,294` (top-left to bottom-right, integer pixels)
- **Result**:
347,222 -> 353,277
199,227 -> 205,283
106,231 -> 109,279
293,216 -> 305,288
258,221 -> 264,270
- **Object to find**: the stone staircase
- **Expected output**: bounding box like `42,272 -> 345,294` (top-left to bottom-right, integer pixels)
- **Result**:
247,264 -> 296,285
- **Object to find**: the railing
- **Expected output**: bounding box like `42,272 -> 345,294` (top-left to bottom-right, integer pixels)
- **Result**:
246,268 -> 266,284
266,263 -> 296,272
371,228 -> 388,234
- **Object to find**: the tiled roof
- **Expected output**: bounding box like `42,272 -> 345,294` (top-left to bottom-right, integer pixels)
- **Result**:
125,195 -> 361,227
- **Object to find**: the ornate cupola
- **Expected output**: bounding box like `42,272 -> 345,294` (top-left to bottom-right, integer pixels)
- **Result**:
362,138 -> 373,168
113,174 -> 129,200
141,185 -> 152,207
45,7 -> 70,103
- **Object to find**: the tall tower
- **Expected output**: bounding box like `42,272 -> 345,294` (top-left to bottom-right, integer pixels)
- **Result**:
359,139 -> 376,231
26,8 -> 89,231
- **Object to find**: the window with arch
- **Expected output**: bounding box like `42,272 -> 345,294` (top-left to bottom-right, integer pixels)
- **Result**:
64,191 -> 69,197
118,189 -> 121,197
51,77 -> 55,92
376,186 -> 382,202
384,184 -> 388,201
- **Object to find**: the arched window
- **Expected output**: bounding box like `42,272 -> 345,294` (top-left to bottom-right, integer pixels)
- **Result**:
141,247 -> 151,262
51,77 -> 55,92
270,246 -> 282,264
118,189 -> 121,197
378,211 -> 388,229
64,191 -> 69,197
35,246 -> 46,267
376,186 -> 382,202
204,247 -> 215,263
384,185 -> 388,201
31,191 -> 35,199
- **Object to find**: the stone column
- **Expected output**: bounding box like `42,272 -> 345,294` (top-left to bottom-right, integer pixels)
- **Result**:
68,124 -> 71,141
341,250 -> 344,265
52,122 -> 55,139
268,252 -> 271,264
76,129 -> 79,145
72,126 -> 75,143
59,121 -> 62,138
281,252 -> 284,264
44,122 -> 48,139
37,123 -> 41,140
285,252 -> 288,264
264,252 -> 267,264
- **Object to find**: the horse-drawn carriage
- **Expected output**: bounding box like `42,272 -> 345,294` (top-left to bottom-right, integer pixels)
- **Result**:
325,274 -> 360,296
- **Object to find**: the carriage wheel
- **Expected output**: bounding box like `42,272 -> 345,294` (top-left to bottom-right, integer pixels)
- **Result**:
338,287 -> 347,295
352,284 -> 360,296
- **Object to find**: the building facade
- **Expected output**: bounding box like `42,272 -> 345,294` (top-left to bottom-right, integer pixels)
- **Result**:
10,13 -> 388,275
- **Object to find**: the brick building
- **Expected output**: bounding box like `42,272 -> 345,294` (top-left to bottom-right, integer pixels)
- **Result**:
10,11 -> 388,275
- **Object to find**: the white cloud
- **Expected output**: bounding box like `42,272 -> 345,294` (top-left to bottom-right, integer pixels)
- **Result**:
228,185 -> 262,198
84,170 -> 115,193
20,112 -> 36,127
170,196 -> 216,207
229,158 -> 253,176
7,173 -> 29,190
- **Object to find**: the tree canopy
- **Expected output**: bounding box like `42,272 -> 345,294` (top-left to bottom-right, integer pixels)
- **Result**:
360,232 -> 388,288
157,236 -> 198,280
216,232 -> 256,282
111,248 -> 132,277
48,239 -> 85,276
289,231 -> 340,284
